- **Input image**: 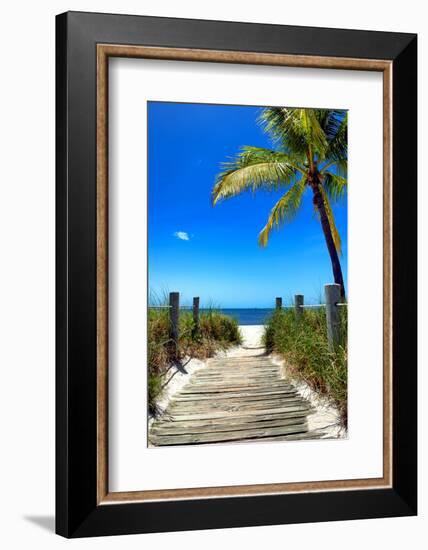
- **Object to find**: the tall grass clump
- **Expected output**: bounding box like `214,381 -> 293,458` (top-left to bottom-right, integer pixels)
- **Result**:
148,306 -> 242,415
147,307 -> 171,414
263,306 -> 347,426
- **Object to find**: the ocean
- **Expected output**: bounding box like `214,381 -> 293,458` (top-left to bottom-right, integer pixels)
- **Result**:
216,308 -> 274,326
149,306 -> 277,326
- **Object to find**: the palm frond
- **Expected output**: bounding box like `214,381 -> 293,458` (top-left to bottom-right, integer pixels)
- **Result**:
320,157 -> 347,178
302,109 -> 329,161
322,171 -> 347,202
316,110 -> 346,143
258,177 -> 306,247
325,111 -> 348,161
319,185 -> 342,254
212,146 -> 300,205
259,108 -> 328,160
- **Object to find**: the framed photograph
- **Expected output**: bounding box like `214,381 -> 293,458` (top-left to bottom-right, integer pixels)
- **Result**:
56,11 -> 417,538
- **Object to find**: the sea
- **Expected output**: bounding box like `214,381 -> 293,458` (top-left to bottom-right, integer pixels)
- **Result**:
214,308 -> 274,326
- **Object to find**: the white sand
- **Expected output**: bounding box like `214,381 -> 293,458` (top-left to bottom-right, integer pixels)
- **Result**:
223,325 -> 265,358
148,356 -> 206,423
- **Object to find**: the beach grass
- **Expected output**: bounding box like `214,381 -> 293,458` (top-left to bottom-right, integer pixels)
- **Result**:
148,307 -> 242,414
263,306 -> 347,426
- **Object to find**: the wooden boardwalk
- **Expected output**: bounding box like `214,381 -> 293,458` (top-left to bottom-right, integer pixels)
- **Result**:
149,354 -> 322,446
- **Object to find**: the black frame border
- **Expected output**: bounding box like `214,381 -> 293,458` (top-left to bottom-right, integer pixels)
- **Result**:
56,11 -> 417,538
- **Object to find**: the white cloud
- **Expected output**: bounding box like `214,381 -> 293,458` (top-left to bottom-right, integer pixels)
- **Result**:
173,231 -> 190,241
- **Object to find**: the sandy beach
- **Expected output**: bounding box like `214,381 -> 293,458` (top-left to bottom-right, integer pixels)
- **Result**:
239,324 -> 265,347
225,325 -> 265,357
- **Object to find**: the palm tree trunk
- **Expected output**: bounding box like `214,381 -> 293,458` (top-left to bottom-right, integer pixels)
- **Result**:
311,182 -> 346,298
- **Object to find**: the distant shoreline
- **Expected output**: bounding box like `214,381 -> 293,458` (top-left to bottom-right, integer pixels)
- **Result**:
148,306 -> 275,325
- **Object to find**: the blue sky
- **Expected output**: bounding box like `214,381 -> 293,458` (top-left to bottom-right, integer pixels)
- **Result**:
148,102 -> 347,308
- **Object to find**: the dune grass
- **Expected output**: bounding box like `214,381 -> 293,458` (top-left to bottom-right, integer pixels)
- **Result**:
263,306 -> 347,426
148,307 -> 242,414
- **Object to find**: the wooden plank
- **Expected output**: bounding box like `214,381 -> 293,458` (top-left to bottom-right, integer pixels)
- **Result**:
193,374 -> 281,378
149,423 -> 308,445
173,397 -> 306,405
169,401 -> 309,415
172,394 -> 299,405
184,383 -> 291,390
189,380 -> 282,386
169,396 -> 306,409
167,404 -> 312,421
151,416 -> 308,436
201,363 -> 276,366
176,389 -> 298,400
238,432 -> 326,442
207,358 -> 273,362
156,408 -> 313,426
152,414 -> 309,432
206,365 -> 274,368
148,353 -> 318,446
180,385 -> 295,395
185,381 -> 291,389
189,376 -> 283,380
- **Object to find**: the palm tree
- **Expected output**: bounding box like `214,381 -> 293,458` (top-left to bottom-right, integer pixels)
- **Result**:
212,107 -> 347,297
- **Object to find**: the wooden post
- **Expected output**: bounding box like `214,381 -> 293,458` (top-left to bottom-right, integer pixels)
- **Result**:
275,297 -> 282,310
325,284 -> 341,349
294,294 -> 304,319
169,292 -> 180,347
192,296 -> 200,337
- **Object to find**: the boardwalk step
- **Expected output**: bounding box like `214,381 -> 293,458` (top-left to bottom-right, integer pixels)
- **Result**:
151,416 -> 308,436
149,422 -> 308,446
164,407 -> 314,423
163,405 -> 313,421
168,400 -> 307,413
175,390 -> 298,401
148,355 -> 317,446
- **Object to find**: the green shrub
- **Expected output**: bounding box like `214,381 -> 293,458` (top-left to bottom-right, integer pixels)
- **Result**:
263,307 -> 347,426
199,311 -> 242,345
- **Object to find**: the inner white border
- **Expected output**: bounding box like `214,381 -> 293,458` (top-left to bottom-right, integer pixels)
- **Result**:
108,58 -> 383,492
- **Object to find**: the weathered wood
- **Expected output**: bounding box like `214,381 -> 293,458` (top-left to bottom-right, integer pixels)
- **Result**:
194,368 -> 279,380
169,399 -> 308,413
187,373 -> 289,380
325,283 -> 341,349
151,416 -> 308,436
294,294 -> 304,320
192,296 -> 200,337
172,393 -> 300,405
148,352 -> 322,445
190,375 -> 284,382
169,291 -> 180,346
192,372 -> 280,378
191,375 -> 281,383
207,364 -> 270,368
239,432 -> 326,442
275,297 -> 282,309
185,384 -> 291,391
178,389 -> 298,399
208,357 -> 271,363
149,422 -> 308,445
167,405 -> 313,422
152,410 -> 310,430
202,364 -> 275,368
183,386 -> 295,394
